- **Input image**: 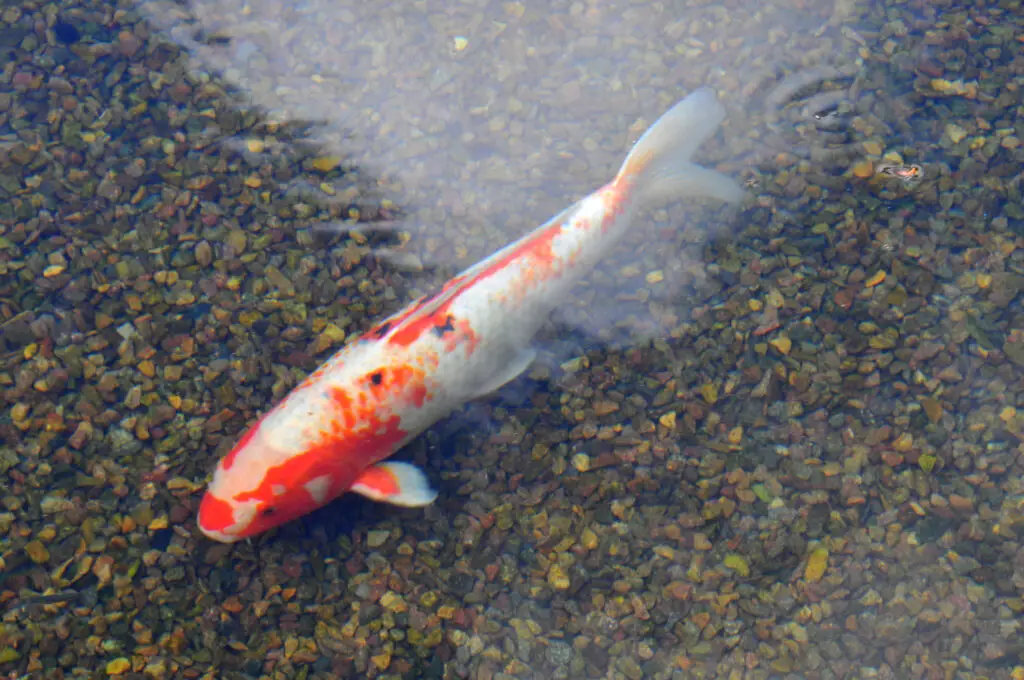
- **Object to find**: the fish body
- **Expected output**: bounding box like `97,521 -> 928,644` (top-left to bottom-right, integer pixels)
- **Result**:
198,88 -> 743,543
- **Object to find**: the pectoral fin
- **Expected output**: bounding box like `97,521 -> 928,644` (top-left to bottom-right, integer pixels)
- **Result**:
472,348 -> 536,398
350,462 -> 437,507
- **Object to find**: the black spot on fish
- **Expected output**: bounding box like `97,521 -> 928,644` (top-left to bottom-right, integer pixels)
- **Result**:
54,21 -> 80,44
369,371 -> 383,386
432,315 -> 456,337
262,506 -> 276,517
371,322 -> 391,338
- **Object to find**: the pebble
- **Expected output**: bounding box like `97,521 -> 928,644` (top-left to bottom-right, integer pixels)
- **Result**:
920,397 -> 943,423
852,159 -> 875,178
769,335 -> 792,355
616,656 -> 644,680
547,564 -> 571,590
225,230 -> 248,253
571,453 -> 591,472
105,658 -> 131,675
25,539 -> 50,564
366,530 -> 390,548
117,30 -> 143,58
892,433 -> 914,452
195,240 -> 213,266
862,140 -> 883,155
945,123 -> 967,144
805,547 -> 829,582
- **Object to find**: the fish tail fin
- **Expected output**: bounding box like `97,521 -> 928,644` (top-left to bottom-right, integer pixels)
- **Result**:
616,87 -> 744,206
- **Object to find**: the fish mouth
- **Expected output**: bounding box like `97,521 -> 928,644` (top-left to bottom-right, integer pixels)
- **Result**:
198,525 -> 244,543
197,493 -> 246,543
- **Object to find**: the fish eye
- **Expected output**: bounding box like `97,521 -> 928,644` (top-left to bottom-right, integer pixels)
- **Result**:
370,371 -> 383,385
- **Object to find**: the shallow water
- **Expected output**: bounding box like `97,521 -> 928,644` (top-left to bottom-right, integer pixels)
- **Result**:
1,0 -> 1023,678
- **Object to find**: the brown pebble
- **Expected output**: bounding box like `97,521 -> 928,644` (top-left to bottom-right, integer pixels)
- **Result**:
920,397 -> 943,424
12,71 -> 36,88
205,543 -> 233,564
948,495 -> 974,512
666,581 -> 691,600
169,504 -> 191,525
916,58 -> 944,78
25,539 -> 50,564
693,533 -> 712,550
881,452 -> 904,466
68,421 -> 93,449
117,30 -> 143,57
195,241 -> 213,267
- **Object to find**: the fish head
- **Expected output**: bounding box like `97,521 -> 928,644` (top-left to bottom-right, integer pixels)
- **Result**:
198,353 -> 430,542
197,414 -> 349,542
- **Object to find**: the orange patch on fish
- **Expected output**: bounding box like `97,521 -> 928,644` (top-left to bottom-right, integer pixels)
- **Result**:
364,365 -> 430,408
387,221 -> 566,349
220,414 -> 266,471
350,464 -> 401,498
197,493 -> 236,532
599,180 -> 632,227
443,318 -> 479,355
328,386 -> 359,429
234,414 -> 408,507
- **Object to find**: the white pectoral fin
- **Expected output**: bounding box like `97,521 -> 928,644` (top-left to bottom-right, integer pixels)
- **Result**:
350,462 -> 438,507
472,347 -> 537,399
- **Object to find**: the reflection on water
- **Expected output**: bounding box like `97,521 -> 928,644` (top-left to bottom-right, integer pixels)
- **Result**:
133,0 -> 910,348
1,0 -> 1023,677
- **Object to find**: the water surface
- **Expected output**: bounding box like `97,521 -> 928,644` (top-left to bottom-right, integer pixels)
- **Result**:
0,0 -> 1023,678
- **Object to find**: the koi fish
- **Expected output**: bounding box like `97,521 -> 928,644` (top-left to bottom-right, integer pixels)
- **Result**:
875,162 -> 923,186
197,88 -> 744,543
